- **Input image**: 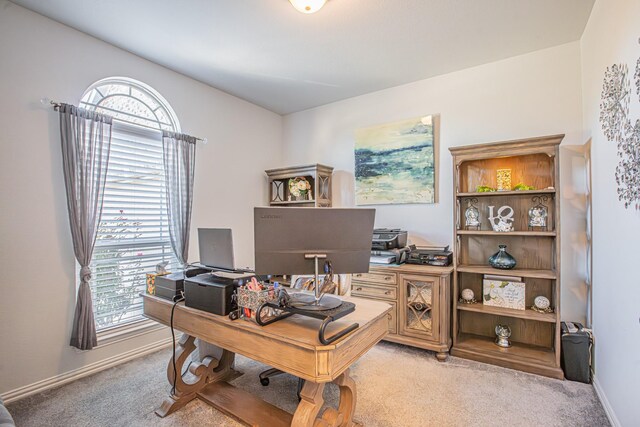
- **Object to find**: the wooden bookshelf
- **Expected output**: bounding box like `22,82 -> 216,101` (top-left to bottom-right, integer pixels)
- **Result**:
449,134 -> 564,379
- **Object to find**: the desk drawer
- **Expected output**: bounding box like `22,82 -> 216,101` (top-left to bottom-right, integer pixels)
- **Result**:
351,283 -> 396,300
352,271 -> 396,285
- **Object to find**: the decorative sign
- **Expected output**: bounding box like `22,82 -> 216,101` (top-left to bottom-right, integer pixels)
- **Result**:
483,275 -> 525,310
487,205 -> 514,232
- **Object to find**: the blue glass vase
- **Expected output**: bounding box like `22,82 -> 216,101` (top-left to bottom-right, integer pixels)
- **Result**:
488,245 -> 517,270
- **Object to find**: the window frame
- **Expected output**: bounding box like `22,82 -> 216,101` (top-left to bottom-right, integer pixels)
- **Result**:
78,77 -> 182,344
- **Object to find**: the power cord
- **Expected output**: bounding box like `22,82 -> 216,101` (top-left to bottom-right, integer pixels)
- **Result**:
170,291 -> 185,396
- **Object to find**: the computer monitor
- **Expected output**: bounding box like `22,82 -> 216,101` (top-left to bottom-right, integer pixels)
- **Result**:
198,228 -> 235,270
254,207 -> 376,309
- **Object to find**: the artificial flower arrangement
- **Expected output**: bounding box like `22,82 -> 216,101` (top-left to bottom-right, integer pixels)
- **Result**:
288,176 -> 312,199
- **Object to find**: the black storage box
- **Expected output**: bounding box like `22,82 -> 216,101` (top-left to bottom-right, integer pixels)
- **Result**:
155,268 -> 209,301
184,273 -> 237,315
561,322 -> 593,383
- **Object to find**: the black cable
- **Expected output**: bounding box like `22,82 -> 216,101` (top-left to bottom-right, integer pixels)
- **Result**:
170,293 -> 185,396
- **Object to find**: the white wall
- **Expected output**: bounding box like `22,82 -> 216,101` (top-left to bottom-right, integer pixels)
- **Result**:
283,42 -> 588,323
0,1 -> 282,395
580,0 -> 640,425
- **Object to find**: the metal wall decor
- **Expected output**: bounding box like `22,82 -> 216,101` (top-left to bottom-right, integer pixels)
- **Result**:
528,196 -> 549,230
600,63 -> 630,143
464,198 -> 480,230
635,55 -> 640,101
487,205 -> 514,232
599,40 -> 640,210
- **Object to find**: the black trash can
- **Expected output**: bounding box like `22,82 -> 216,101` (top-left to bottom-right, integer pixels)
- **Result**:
560,322 -> 593,383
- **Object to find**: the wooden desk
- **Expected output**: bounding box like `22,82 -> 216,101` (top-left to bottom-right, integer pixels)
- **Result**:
143,294 -> 391,427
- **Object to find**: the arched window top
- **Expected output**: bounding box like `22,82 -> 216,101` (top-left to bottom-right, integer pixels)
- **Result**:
80,77 -> 180,132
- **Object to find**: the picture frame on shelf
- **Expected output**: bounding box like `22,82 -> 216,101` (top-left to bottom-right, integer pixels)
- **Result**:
482,275 -> 525,311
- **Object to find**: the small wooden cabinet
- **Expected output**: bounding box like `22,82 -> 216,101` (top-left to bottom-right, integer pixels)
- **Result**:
352,264 -> 454,361
265,164 -> 333,207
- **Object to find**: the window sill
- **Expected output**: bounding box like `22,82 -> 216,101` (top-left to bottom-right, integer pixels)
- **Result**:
93,319 -> 167,349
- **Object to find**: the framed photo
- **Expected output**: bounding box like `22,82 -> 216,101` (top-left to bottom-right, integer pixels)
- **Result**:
482,275 -> 525,310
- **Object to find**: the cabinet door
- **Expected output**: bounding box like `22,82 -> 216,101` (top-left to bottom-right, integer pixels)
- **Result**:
387,301 -> 398,334
399,274 -> 440,341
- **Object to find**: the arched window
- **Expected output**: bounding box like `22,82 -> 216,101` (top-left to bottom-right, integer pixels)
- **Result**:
81,77 -> 179,332
80,77 -> 180,131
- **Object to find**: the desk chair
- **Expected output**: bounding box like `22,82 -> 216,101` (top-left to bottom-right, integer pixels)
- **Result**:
258,274 -> 350,398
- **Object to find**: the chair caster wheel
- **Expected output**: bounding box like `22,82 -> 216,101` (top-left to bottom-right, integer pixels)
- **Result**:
260,378 -> 270,386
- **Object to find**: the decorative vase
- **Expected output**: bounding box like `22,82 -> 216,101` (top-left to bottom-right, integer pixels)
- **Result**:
488,245 -> 517,270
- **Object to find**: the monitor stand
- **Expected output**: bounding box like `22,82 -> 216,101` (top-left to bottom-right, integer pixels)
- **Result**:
289,293 -> 343,311
288,253 -> 343,311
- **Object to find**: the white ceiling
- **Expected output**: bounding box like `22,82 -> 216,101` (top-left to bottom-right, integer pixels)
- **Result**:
10,0 -> 594,115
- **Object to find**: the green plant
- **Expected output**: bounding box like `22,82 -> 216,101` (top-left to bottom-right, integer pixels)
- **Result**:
476,185 -> 496,193
513,183 -> 535,191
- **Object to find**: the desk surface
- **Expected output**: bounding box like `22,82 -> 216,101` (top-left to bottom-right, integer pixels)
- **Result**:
143,293 -> 391,383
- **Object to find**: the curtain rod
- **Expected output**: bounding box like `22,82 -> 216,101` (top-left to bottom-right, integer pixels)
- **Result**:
43,98 -> 207,143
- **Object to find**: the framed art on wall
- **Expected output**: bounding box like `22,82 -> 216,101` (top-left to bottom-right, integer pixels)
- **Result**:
355,115 -> 439,205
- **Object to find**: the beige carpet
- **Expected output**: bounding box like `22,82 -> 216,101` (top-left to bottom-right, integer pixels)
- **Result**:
7,341 -> 608,427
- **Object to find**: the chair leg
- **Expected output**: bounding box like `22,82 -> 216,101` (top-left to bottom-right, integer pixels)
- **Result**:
258,368 -> 286,386
259,368 -> 304,401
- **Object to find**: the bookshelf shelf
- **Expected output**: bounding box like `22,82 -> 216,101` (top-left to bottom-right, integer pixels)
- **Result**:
456,189 -> 556,198
456,303 -> 557,323
456,264 -> 557,280
456,230 -> 556,237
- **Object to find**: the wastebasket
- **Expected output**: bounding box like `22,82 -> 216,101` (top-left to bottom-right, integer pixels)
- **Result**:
560,321 -> 593,383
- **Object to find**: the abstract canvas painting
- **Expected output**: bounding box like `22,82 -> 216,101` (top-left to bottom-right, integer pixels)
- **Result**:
355,115 -> 437,205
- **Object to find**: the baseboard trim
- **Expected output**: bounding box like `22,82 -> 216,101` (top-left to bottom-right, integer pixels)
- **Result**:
0,338 -> 172,404
593,376 -> 621,427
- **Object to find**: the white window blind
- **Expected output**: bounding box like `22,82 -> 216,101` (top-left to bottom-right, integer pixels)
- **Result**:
90,123 -> 178,330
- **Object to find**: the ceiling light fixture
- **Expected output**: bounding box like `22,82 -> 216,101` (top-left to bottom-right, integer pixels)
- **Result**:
289,0 -> 327,14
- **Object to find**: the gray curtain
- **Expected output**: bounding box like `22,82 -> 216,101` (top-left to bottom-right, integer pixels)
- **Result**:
59,103 -> 113,350
162,131 -> 197,266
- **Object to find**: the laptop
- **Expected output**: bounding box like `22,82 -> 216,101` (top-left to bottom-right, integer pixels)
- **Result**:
197,228 -> 253,279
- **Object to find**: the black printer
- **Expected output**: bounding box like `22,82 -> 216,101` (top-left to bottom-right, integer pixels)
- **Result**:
154,267 -> 209,301
184,273 -> 243,316
371,228 -> 408,251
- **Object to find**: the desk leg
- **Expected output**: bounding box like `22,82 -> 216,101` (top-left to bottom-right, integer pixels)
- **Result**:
291,381 -> 325,427
334,369 -> 360,427
291,369 -> 361,427
155,334 -> 236,418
